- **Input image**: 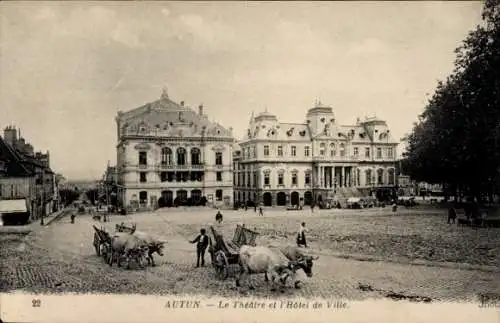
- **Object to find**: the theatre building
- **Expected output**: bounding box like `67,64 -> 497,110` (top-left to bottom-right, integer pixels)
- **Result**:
234,102 -> 399,207
115,89 -> 234,210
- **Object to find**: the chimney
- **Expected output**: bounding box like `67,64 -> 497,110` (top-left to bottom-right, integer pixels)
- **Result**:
3,126 -> 18,146
198,104 -> 204,116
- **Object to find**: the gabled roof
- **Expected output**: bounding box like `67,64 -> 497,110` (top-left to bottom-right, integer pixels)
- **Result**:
0,136 -> 31,176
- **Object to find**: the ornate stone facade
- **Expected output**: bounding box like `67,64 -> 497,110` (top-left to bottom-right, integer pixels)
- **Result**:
116,89 -> 234,209
234,102 -> 399,206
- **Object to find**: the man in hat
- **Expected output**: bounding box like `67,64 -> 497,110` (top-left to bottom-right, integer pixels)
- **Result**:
190,228 -> 210,267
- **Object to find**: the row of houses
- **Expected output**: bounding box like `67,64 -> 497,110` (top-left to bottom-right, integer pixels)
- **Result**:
0,126 -> 60,224
109,90 -> 401,210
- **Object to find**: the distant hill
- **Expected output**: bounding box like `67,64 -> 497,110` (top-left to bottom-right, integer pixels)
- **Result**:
65,179 -> 99,190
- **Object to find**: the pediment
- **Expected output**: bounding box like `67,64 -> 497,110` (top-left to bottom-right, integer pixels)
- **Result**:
134,143 -> 151,150
212,144 -> 226,151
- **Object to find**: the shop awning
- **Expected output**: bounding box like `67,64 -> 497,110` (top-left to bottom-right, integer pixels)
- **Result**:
0,199 -> 28,213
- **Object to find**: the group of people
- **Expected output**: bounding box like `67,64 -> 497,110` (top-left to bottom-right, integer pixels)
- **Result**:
188,209 -> 309,267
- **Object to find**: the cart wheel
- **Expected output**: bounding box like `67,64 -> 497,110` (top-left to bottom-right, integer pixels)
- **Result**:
214,250 -> 229,280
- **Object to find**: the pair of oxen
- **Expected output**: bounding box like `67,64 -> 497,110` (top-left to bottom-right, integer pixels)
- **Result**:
106,231 -> 166,269
236,245 -> 319,292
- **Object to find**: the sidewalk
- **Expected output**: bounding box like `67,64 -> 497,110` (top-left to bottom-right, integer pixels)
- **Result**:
0,208 -> 69,235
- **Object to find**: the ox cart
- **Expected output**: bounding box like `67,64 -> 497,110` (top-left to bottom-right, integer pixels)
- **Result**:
208,224 -> 259,280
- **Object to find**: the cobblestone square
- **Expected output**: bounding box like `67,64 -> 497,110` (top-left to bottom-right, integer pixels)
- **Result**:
1,207 -> 499,302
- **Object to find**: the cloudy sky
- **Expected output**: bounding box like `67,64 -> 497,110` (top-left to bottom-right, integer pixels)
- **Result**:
0,1 -> 483,180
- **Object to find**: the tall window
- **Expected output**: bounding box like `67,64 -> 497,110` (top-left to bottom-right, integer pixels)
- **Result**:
320,143 -> 325,156
247,171 -> 251,187
264,171 -> 270,185
305,171 -> 311,185
138,151 -> 147,165
216,189 -> 223,201
291,146 -> 296,156
376,147 -> 382,159
388,168 -> 395,185
252,146 -> 257,158
365,147 -> 370,158
387,147 -> 394,159
216,172 -> 222,182
176,147 -> 186,165
353,147 -> 359,157
304,146 -> 310,157
377,169 -> 384,185
139,191 -> 148,205
140,172 -> 147,183
215,152 -> 223,165
291,172 -> 298,185
339,143 -> 345,157
160,172 -> 167,182
365,169 -> 372,185
277,145 -> 283,157
191,148 -> 201,165
161,147 -> 172,165
264,145 -> 270,156
356,169 -> 361,186
278,171 -> 284,185
330,143 -> 336,157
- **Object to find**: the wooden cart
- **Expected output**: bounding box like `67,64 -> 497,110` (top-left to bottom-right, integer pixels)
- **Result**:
92,225 -> 112,258
115,222 -> 136,234
208,224 -> 259,280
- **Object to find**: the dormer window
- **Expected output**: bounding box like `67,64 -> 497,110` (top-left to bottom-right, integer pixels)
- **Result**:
320,117 -> 325,122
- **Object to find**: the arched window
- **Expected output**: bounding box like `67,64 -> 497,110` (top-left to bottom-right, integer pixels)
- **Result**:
330,143 -> 336,157
177,147 -> 186,165
339,143 -> 345,157
377,168 -> 384,185
161,147 -> 172,165
190,147 -> 201,165
365,169 -> 372,185
388,168 -> 395,185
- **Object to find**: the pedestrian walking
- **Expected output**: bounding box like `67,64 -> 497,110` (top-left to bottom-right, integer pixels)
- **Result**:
215,208 -> 223,224
254,204 -> 257,212
259,206 -> 264,216
190,228 -> 210,267
70,213 -> 76,224
447,205 -> 457,224
296,222 -> 307,248
244,203 -> 248,211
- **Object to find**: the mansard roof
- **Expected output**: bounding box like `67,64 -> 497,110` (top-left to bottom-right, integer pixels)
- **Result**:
117,90 -> 234,140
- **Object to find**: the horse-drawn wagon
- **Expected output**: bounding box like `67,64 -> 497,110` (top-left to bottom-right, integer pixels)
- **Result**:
208,224 -> 259,280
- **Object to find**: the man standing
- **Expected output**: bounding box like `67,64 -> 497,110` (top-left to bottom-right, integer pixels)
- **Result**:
296,222 -> 307,248
259,206 -> 264,216
190,228 -> 210,267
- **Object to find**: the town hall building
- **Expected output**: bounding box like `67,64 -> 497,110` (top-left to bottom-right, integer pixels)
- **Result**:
233,101 -> 399,207
115,89 -> 234,210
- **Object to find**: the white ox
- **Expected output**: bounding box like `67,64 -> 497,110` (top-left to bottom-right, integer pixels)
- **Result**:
236,245 -> 295,291
266,245 -> 319,289
132,231 -> 166,267
108,232 -> 149,269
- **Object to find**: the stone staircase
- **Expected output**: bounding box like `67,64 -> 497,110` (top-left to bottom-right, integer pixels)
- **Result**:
333,187 -> 367,207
